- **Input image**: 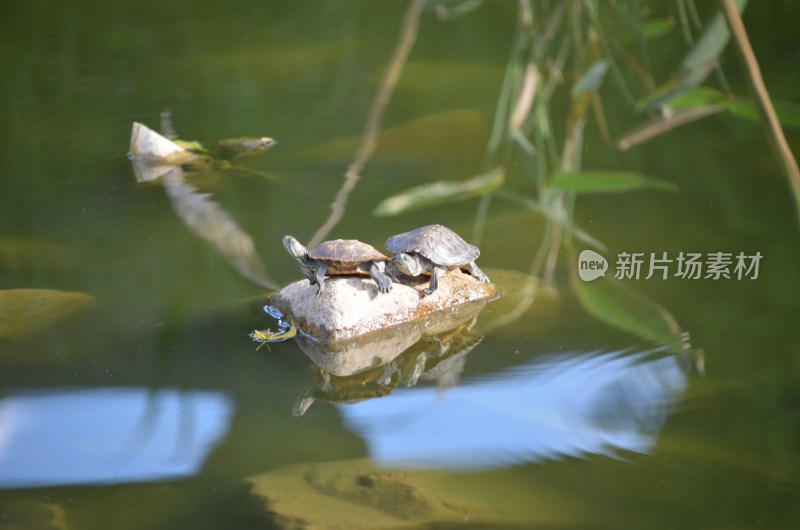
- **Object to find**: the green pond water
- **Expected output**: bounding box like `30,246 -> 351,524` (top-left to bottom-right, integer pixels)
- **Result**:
1,1 -> 799,528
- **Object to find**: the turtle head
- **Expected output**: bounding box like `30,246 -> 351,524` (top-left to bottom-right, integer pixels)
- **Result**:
391,252 -> 423,277
211,137 -> 278,160
242,137 -> 277,152
283,235 -> 308,259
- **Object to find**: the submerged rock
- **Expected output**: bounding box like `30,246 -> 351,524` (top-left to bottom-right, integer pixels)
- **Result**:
243,459 -> 575,529
0,289 -> 95,340
271,270 -> 496,341
0,501 -> 69,530
246,460 -> 447,529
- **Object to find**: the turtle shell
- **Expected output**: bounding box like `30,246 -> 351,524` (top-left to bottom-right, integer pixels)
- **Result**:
313,365 -> 397,404
316,380 -> 396,405
386,224 -> 479,267
308,239 -> 388,273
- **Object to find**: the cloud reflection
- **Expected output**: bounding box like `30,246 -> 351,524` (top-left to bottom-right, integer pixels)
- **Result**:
0,388 -> 233,488
340,348 -> 690,470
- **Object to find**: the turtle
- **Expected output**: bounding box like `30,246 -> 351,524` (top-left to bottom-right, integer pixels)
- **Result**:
283,235 -> 393,295
205,137 -> 277,160
386,224 -> 490,295
157,112 -> 278,161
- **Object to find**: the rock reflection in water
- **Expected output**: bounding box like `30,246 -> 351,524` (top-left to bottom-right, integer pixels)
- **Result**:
292,312 -> 484,416
341,348 -> 691,470
0,388 -> 233,488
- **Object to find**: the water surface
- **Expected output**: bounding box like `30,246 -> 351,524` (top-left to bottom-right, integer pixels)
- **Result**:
1,1 -> 799,528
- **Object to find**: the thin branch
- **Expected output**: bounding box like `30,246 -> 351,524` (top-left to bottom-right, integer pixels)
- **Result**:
616,105 -> 724,151
719,0 -> 800,219
309,0 -> 425,247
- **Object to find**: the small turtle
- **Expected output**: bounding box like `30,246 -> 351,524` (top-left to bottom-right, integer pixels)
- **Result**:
206,137 -> 277,160
156,112 -> 277,161
386,224 -> 490,295
283,235 -> 393,295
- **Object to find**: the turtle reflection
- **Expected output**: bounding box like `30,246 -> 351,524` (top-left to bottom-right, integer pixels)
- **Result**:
416,325 -> 483,392
292,363 -> 399,417
287,268 -> 552,416
292,319 -> 483,416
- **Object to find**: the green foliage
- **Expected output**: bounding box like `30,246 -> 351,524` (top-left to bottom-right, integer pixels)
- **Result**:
638,0 -> 748,111
571,61 -> 610,97
669,88 -> 800,130
573,275 -> 685,347
373,168 -> 504,217
550,171 -> 678,194
679,0 -> 747,76
367,0 -> 797,343
640,17 -> 677,40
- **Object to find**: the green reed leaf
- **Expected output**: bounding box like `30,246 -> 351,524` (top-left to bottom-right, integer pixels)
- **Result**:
550,171 -> 677,193
669,88 -> 800,129
574,275 -> 685,346
373,167 -> 504,216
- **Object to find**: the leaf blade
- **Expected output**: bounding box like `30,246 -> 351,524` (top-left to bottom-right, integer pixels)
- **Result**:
373,167 -> 504,217
574,275 -> 685,347
549,171 -> 677,194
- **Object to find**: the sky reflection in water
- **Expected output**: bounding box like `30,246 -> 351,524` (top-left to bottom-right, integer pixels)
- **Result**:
0,388 -> 233,488
341,348 -> 690,470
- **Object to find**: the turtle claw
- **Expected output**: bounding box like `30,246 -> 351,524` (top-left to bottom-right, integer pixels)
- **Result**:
466,262 -> 490,283
375,274 -> 393,294
421,287 -> 436,297
421,266 -> 443,296
370,262 -> 393,294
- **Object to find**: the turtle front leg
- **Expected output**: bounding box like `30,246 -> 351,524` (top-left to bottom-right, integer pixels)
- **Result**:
464,261 -> 490,283
369,261 -> 394,294
314,263 -> 329,295
297,254 -> 318,285
305,268 -> 317,285
423,266 -> 444,296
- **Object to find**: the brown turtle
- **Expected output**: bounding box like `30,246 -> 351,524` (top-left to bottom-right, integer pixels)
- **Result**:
283,235 -> 393,295
386,224 -> 490,295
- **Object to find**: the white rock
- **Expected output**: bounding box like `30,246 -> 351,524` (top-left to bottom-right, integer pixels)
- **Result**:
271,270 -> 496,341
